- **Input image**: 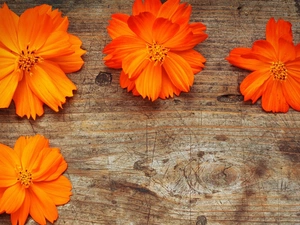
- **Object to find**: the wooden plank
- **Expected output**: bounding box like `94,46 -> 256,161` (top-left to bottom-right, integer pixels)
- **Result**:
0,0 -> 300,224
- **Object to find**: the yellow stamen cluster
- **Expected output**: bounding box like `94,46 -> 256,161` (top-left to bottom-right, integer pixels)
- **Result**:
17,168 -> 33,188
270,61 -> 288,81
18,46 -> 42,72
147,42 -> 169,65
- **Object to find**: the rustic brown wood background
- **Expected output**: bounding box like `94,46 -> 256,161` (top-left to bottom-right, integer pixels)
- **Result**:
1,0 -> 300,224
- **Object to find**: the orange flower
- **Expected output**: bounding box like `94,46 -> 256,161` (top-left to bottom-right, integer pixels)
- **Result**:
0,4 -> 85,119
103,0 -> 208,101
226,18 -> 300,113
0,134 -> 71,225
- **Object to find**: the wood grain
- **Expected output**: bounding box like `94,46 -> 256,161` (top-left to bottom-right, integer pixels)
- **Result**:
1,0 -> 300,224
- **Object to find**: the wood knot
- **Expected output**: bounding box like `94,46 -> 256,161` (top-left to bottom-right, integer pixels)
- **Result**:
95,71 -> 112,86
196,215 -> 207,225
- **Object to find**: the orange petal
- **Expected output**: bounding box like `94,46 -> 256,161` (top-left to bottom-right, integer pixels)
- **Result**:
0,184 -> 25,213
174,49 -> 206,74
29,184 -> 58,224
42,6 -> 69,32
38,60 -> 76,97
178,23 -> 208,49
26,65 -> 67,112
286,59 -> 300,81
152,18 -> 180,44
33,148 -> 67,182
10,189 -> 30,225
132,0 -> 162,16
240,69 -> 270,103
13,136 -> 27,158
226,47 -> 269,71
103,36 -> 145,69
0,71 -> 19,108
103,36 -> 145,55
251,40 -> 277,62
32,4 -> 52,14
159,68 -> 180,99
35,176 -> 72,205
51,34 -> 85,73
266,17 -> 293,50
122,49 -> 149,79
0,3 -> 19,53
170,3 -> 191,25
132,0 -> 144,15
282,76 -> 300,111
135,62 -> 162,101
0,188 -> 5,210
18,8 -> 53,51
0,143 -> 19,187
120,70 -> 139,95
261,78 -> 289,112
13,75 -> 44,120
190,22 -> 207,33
0,45 -> 16,80
127,12 -> 156,44
37,31 -> 73,58
277,38 -> 296,62
163,24 -> 193,51
183,33 -> 208,50
295,43 -> 300,58
107,13 -> 134,39
163,52 -> 193,92
158,0 -> 180,19
20,134 -> 49,171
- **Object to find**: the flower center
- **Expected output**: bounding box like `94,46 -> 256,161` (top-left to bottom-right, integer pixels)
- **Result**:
147,42 -> 169,65
17,168 -> 33,188
18,46 -> 42,72
270,61 -> 288,81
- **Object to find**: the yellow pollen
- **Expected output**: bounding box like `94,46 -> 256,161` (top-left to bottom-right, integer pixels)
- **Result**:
147,42 -> 169,65
270,61 -> 288,81
16,167 -> 33,188
18,46 -> 42,72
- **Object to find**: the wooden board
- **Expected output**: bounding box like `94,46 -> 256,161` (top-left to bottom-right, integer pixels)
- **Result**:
1,0 -> 300,224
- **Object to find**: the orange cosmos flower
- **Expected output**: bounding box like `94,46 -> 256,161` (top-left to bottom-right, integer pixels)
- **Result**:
226,17 -> 300,113
103,0 -> 208,101
0,4 -> 85,119
0,134 -> 71,225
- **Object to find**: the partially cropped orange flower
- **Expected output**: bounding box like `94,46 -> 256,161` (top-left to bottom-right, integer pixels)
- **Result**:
0,4 -> 85,119
226,18 -> 300,113
0,134 -> 72,225
103,0 -> 208,101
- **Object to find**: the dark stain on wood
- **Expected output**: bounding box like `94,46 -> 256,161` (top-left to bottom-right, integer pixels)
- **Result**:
110,180 -> 158,198
95,71 -> 112,86
278,140 -> 300,162
254,160 -> 268,178
217,94 -> 243,103
214,134 -> 228,141
244,188 -> 255,197
133,159 -> 157,177
162,158 -> 169,163
295,0 -> 300,16
197,151 -> 205,158
173,99 -> 181,104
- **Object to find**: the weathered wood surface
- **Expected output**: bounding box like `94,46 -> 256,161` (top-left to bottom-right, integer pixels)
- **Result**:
1,0 -> 300,224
